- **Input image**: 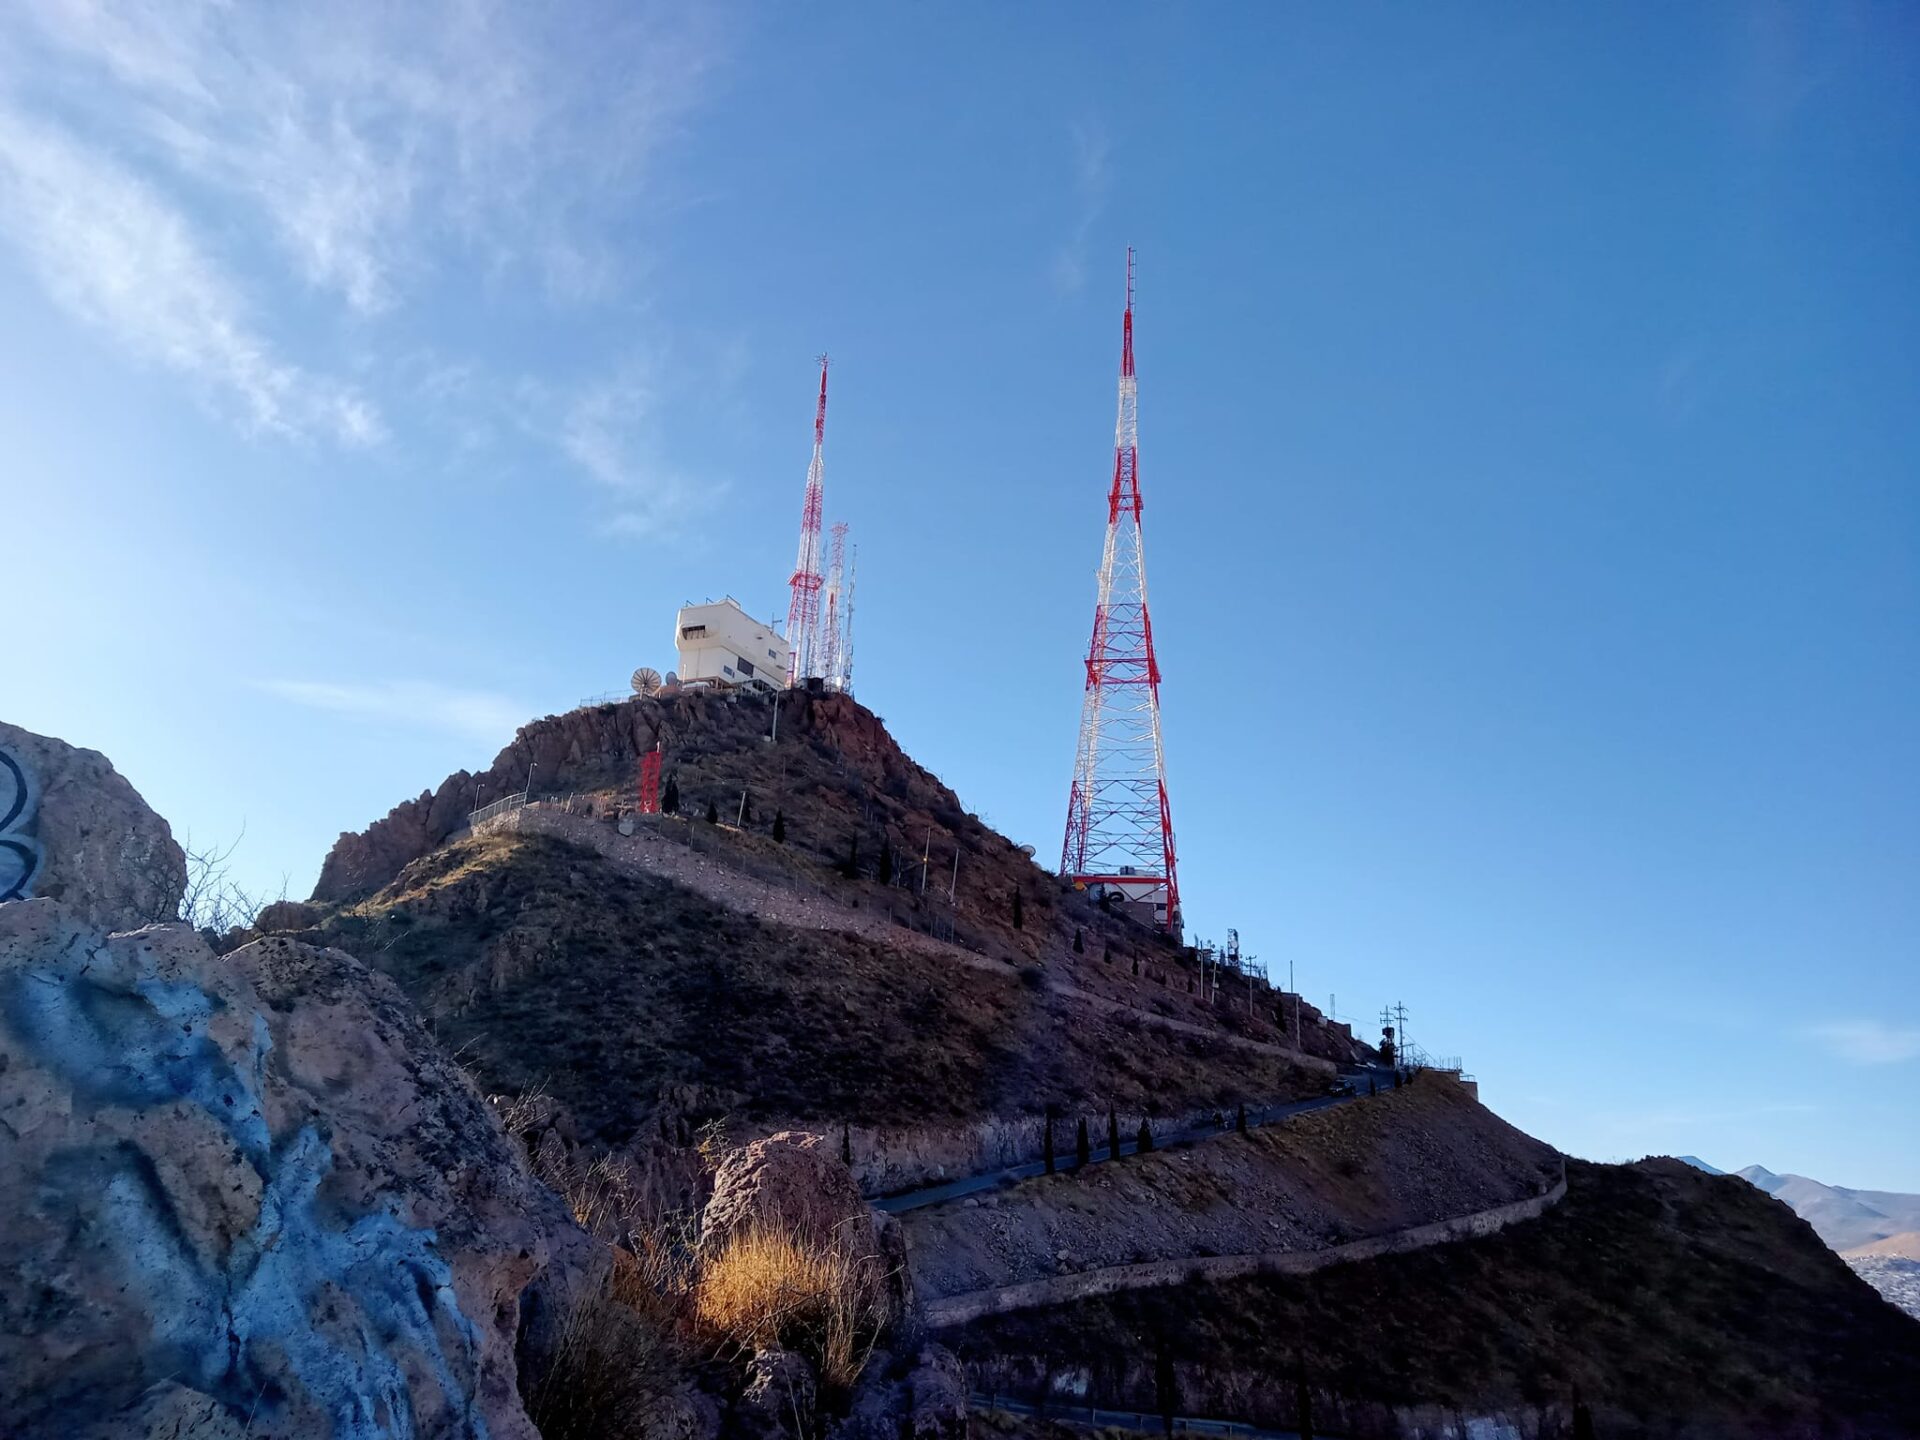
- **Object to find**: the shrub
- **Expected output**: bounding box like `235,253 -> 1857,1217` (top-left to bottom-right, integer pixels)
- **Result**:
1137,1119 -> 1154,1154
1073,929 -> 1084,954
1108,1107 -> 1122,1160
1012,889 -> 1025,930
693,1224 -> 890,1391
661,776 -> 680,815
773,810 -> 787,843
704,799 -> 719,824
1076,1117 -> 1092,1167
1044,1116 -> 1056,1174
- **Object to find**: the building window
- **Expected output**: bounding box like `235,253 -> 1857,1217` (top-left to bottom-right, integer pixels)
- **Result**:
723,665 -> 735,677
736,657 -> 756,678
681,625 -> 707,639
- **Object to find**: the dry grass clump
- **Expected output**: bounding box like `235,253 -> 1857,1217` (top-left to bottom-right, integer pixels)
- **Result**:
694,1223 -> 892,1389
528,1248 -> 686,1440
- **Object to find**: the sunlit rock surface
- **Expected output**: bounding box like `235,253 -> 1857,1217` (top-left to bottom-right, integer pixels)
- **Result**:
0,900 -> 594,1440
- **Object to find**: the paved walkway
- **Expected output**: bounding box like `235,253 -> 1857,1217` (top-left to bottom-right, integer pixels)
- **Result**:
973,1393 -> 1325,1440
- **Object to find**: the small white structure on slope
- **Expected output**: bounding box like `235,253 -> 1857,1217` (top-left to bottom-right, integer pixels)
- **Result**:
674,597 -> 790,693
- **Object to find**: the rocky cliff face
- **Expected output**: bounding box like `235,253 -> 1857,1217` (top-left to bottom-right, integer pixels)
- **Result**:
0,899 -> 598,1440
311,691 -> 923,905
0,720 -> 186,930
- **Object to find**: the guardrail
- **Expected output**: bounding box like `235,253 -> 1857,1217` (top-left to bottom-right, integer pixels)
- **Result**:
468,792 -> 530,827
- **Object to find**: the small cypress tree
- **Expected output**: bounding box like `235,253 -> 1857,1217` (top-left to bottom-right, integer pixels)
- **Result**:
1393,1070 -> 1403,1089
1571,1399 -> 1595,1440
841,835 -> 860,879
1073,929 -> 1084,954
1076,1116 -> 1092,1167
841,1125 -> 853,1167
1295,1366 -> 1315,1440
1137,1119 -> 1154,1154
772,810 -> 787,843
704,798 -> 719,824
1011,889 -> 1025,930
1103,943 -> 1113,963
1108,1107 -> 1122,1160
879,839 -> 894,886
742,795 -> 753,824
661,775 -> 680,815
1236,1101 -> 1248,1134
1132,957 -> 1141,977
1368,1076 -> 1378,1097
1043,1115 -> 1056,1174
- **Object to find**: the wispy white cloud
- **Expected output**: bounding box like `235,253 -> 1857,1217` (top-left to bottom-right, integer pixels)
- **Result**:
255,679 -> 530,743
1052,120 -> 1110,295
0,0 -> 724,481
535,355 -> 726,539
1807,1020 -> 1920,1066
0,104 -> 381,444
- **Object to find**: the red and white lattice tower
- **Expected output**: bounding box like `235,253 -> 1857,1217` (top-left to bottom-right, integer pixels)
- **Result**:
837,543 -> 857,696
785,355 -> 830,685
819,521 -> 849,689
1060,249 -> 1180,933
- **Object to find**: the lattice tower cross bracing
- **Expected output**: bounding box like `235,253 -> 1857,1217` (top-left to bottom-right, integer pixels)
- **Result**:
785,355 -> 830,685
1060,249 -> 1181,933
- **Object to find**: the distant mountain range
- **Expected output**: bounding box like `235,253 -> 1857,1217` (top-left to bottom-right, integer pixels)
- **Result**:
1733,1165 -> 1920,1257
1677,1158 -> 1920,1323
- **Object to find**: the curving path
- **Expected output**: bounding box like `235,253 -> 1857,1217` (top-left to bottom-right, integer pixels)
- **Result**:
876,1077 -> 1379,1213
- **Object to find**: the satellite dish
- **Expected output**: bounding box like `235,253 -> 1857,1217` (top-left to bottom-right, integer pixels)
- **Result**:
631,667 -> 663,695
1017,843 -> 1037,859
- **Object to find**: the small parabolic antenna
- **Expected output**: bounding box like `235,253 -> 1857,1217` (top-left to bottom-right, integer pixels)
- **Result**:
631,667 -> 664,695
1017,843 -> 1038,859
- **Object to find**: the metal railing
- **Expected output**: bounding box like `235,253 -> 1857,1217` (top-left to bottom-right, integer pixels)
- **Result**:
468,791 -> 530,827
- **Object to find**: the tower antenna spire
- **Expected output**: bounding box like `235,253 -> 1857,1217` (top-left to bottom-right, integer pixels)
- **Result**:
785,355 -> 830,684
1060,248 -> 1181,933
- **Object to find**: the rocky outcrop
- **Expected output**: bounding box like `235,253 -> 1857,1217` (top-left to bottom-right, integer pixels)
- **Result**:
0,720 -> 185,930
701,1130 -> 877,1260
308,689 -> 961,906
0,899 -> 596,1440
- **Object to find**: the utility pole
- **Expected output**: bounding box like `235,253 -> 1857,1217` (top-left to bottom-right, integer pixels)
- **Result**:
920,829 -> 931,896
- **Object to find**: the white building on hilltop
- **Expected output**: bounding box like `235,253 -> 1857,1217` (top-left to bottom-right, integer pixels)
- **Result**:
674,597 -> 790,693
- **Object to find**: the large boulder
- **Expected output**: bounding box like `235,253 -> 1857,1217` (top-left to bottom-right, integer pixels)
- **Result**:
700,1130 -> 877,1261
0,899 -> 596,1440
0,721 -> 186,931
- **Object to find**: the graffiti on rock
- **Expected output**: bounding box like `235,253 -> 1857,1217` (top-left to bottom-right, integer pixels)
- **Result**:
1,748 -> 43,902
2,945 -> 490,1440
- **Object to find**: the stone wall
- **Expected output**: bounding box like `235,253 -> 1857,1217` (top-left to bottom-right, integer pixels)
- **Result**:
924,1168 -> 1568,1327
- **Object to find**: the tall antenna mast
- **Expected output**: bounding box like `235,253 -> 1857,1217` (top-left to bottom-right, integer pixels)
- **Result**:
820,521 -> 849,689
785,355 -> 830,684
838,543 -> 857,695
1060,249 -> 1180,933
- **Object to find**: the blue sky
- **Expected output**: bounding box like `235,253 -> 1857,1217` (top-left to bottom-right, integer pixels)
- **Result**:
4,3 -> 1916,1189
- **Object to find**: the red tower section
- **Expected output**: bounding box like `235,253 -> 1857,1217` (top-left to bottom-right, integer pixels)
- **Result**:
1060,250 -> 1180,933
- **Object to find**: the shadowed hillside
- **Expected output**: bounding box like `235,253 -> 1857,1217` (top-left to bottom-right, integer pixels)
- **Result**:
949,1157 -> 1920,1439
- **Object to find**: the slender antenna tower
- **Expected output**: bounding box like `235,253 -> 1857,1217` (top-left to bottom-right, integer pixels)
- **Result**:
1060,249 -> 1181,933
785,356 -> 830,684
837,543 -> 857,695
820,522 -> 849,688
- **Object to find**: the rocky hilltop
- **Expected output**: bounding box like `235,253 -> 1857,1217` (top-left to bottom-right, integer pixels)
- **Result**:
7,708 -> 1919,1440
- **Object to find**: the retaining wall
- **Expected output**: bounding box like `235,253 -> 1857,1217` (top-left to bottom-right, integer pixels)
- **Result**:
924,1169 -> 1568,1328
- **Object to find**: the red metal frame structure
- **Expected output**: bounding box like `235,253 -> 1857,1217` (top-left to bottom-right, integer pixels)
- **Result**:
638,747 -> 661,815
1060,250 -> 1181,933
785,356 -> 830,685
